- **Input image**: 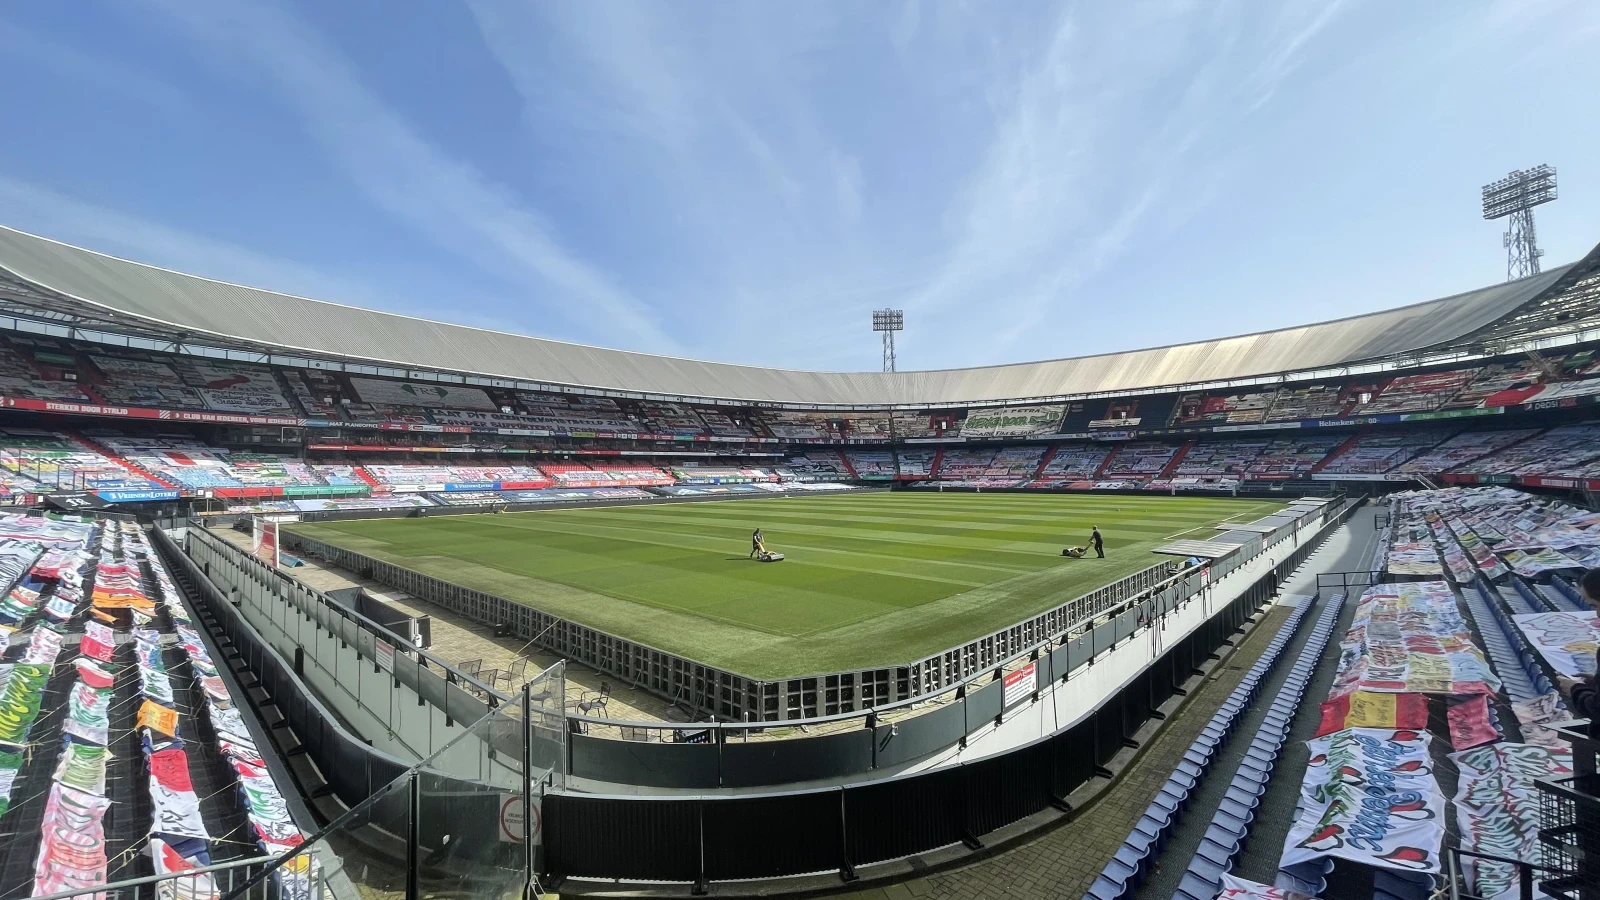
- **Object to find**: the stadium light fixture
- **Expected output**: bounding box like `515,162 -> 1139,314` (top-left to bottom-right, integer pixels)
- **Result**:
871,309 -> 904,373
1482,165 -> 1557,281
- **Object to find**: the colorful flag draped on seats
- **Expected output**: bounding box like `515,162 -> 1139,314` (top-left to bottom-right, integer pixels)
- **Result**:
1451,742 -> 1573,900
1219,874 -> 1319,900
1329,582 -> 1500,698
1314,691 -> 1428,737
1281,727 -> 1445,874
1511,610 -> 1600,678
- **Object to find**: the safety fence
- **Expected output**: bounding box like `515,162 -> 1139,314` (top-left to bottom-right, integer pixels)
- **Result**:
285,497 -> 1340,724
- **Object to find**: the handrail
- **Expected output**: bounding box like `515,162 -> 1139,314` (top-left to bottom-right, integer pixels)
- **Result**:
188,522 -> 515,704
221,678 -> 546,900
30,856 -> 279,900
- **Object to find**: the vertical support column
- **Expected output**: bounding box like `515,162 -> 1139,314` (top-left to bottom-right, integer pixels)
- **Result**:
406,774 -> 421,900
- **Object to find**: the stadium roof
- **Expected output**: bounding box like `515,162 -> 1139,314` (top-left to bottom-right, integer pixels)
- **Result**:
0,224 -> 1597,407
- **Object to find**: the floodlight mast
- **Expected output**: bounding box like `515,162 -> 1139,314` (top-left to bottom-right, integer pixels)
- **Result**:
871,309 -> 904,373
1482,165 -> 1557,281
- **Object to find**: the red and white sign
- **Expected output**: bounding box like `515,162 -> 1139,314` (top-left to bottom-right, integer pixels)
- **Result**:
498,794 -> 541,844
375,639 -> 394,673
252,519 -> 279,567
1,396 -> 304,426
1003,662 -> 1037,708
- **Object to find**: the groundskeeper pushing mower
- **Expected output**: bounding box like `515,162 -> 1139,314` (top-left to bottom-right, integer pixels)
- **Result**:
750,527 -> 785,562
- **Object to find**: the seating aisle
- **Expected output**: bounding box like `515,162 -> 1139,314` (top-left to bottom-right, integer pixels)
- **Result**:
1122,511 -> 1380,900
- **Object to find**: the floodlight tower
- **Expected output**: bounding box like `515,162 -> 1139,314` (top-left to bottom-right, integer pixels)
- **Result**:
872,309 -> 904,372
1482,165 -> 1557,281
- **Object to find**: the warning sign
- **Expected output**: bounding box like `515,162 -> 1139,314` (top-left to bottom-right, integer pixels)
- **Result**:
498,793 -> 541,844
1003,662 -> 1037,708
375,639 -> 394,673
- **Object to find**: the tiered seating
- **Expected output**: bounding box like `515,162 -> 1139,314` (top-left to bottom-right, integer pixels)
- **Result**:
783,453 -> 848,481
895,450 -> 936,477
507,391 -> 637,433
1349,367 -> 1479,414
87,353 -> 207,409
284,370 -> 344,418
0,429 -> 161,491
696,409 -> 757,438
838,413 -> 891,441
1452,422 -> 1600,476
1172,440 -> 1268,475
1087,597 -> 1318,900
1029,444 -> 1112,486
169,359 -> 296,416
1315,429 -> 1448,475
890,412 -> 959,439
932,446 -> 1046,487
1448,359 -> 1547,409
671,465 -> 777,484
365,464 -> 552,489
0,341 -> 91,403
1263,384 -> 1347,422
935,449 -> 994,481
1392,428 -> 1539,473
539,464 -> 669,488
844,450 -> 895,478
1242,436 -> 1343,478
631,401 -> 707,435
1169,390 -> 1276,426
761,411 -> 833,440
1101,442 -> 1177,482
1176,595 -> 1346,900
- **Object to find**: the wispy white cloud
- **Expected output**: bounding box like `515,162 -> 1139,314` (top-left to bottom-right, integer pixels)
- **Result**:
130,0 -> 679,354
0,19 -> 188,113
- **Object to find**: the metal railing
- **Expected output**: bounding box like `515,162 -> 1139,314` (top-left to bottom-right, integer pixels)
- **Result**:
31,857 -> 279,900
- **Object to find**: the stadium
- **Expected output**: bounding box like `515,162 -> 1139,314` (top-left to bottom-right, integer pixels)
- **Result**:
0,215 -> 1599,900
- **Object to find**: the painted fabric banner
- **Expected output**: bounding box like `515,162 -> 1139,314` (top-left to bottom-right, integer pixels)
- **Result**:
1511,692 -> 1571,750
1511,610 -> 1600,678
1314,691 -> 1428,738
347,376 -> 497,411
32,782 -> 110,897
1500,547 -> 1585,578
959,405 -> 1065,438
1329,582 -> 1500,698
1451,742 -> 1573,900
1280,727 -> 1445,874
1446,695 -> 1499,751
1218,874 -> 1319,900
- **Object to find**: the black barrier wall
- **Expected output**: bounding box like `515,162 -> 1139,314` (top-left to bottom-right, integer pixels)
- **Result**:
542,498 -> 1361,886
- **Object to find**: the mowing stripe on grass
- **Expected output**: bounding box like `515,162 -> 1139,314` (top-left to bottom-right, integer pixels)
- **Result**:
290,492 -> 1284,677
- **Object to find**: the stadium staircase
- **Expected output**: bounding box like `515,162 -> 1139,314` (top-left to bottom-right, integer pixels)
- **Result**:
1091,446 -> 1122,480
1084,595 -> 1321,900
352,466 -> 382,490
1308,430 -> 1365,475
1031,444 -> 1059,482
68,429 -> 179,489
1175,593 -> 1347,900
929,448 -> 946,479
1157,440 -> 1198,480
836,450 -> 860,479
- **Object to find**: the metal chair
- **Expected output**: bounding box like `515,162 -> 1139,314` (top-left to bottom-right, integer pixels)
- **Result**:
457,658 -> 482,677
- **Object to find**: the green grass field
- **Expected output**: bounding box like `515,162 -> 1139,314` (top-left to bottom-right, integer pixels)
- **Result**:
289,492 -> 1282,678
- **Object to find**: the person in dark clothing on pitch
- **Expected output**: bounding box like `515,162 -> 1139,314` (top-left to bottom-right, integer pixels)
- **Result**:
1556,568 -> 1600,721
750,528 -> 765,559
1090,526 -> 1104,558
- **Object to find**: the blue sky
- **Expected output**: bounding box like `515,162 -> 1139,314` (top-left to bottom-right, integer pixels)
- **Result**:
2,1 -> 1597,373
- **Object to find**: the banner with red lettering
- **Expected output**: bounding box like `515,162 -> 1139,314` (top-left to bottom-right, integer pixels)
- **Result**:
1280,728 -> 1444,874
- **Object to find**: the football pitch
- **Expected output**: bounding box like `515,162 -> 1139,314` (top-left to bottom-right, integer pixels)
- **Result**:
288,492 -> 1284,678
